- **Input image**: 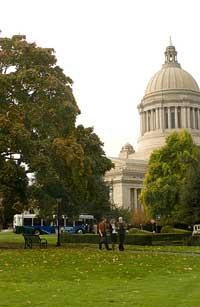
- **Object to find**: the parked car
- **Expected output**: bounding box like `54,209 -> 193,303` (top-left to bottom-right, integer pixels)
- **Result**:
63,224 -> 87,234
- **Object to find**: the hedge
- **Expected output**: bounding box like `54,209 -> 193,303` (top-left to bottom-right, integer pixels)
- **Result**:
60,234 -> 152,245
60,233 -> 196,246
183,235 -> 200,246
152,233 -> 192,245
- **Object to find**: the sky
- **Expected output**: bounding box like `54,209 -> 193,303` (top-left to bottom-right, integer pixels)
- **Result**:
1,0 -> 200,157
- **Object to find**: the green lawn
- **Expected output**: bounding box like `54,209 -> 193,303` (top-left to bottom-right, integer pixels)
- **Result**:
0,233 -> 200,306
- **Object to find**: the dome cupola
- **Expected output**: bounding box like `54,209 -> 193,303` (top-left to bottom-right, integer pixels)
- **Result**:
119,143 -> 135,159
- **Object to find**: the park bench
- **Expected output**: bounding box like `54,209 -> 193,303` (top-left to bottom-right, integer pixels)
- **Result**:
23,234 -> 47,249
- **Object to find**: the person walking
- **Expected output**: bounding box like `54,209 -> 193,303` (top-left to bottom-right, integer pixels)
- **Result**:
109,218 -> 118,250
98,218 -> 110,250
117,217 -> 126,251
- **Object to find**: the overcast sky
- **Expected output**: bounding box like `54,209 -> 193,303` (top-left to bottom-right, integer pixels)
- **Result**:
1,0 -> 200,157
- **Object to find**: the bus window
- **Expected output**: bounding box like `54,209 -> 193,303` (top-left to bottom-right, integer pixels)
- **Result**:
23,218 -> 33,226
33,218 -> 41,226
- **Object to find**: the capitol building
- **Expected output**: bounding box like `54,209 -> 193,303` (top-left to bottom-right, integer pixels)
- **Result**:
105,42 -> 200,212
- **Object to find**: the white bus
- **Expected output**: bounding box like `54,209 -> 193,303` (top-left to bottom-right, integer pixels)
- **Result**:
13,212 -> 95,234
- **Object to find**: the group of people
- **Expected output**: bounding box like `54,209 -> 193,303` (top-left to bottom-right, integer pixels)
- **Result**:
98,217 -> 126,251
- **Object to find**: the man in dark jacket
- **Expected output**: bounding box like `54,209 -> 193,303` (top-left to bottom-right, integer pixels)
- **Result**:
98,218 -> 110,250
118,217 -> 126,251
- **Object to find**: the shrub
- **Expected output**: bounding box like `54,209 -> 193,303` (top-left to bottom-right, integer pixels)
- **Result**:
152,233 -> 191,245
161,225 -> 191,234
128,228 -> 151,235
184,235 -> 200,246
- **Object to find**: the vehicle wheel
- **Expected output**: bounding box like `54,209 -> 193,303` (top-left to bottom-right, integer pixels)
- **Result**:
76,229 -> 84,234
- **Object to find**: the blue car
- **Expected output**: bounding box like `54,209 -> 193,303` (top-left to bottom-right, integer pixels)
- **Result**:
63,224 -> 87,234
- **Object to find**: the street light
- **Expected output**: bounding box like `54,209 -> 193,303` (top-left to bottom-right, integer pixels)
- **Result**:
56,198 -> 62,247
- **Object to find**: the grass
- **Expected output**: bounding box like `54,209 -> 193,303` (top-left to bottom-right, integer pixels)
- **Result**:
1,233 -> 200,306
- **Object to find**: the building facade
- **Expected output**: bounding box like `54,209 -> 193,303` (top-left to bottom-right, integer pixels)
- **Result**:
105,42 -> 200,210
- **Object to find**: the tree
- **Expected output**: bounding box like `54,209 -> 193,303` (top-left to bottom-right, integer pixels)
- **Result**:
73,125 -> 113,219
0,34 -> 113,223
0,157 -> 28,227
140,130 -> 197,224
0,34 -> 82,219
179,147 -> 200,224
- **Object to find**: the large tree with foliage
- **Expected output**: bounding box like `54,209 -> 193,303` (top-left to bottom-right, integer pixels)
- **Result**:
74,125 -> 113,219
179,147 -> 200,224
141,130 -> 198,224
0,34 -> 112,224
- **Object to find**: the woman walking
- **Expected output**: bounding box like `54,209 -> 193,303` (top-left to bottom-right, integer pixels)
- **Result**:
109,219 -> 118,250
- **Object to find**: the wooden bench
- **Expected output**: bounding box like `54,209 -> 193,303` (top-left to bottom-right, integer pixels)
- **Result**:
23,234 -> 47,249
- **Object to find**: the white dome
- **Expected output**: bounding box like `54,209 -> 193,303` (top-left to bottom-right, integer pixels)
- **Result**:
145,44 -> 199,95
145,66 -> 199,95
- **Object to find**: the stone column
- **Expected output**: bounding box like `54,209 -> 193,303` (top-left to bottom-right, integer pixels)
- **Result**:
160,107 -> 164,132
182,107 -> 187,128
148,111 -> 151,131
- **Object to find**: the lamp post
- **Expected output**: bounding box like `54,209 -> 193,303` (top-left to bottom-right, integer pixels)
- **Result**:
56,198 -> 62,247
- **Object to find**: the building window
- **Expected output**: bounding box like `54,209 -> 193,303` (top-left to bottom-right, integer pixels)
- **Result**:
148,111 -> 151,131
144,112 -> 146,133
164,108 -> 168,129
170,107 -> 175,129
190,108 -> 193,129
177,107 -> 181,128
130,188 -> 135,209
186,108 -> 188,128
137,189 -> 141,209
195,108 -> 198,129
157,108 -> 160,129
153,109 -> 156,130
